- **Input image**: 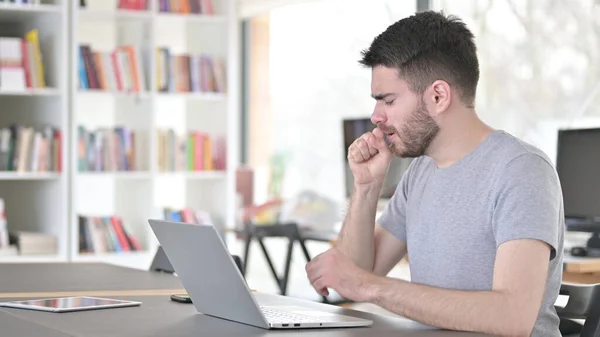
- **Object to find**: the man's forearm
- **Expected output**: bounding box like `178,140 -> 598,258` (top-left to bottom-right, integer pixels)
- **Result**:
335,182 -> 382,271
364,277 -> 534,337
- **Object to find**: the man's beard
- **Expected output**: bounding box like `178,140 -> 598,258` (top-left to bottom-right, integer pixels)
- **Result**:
386,98 -> 440,158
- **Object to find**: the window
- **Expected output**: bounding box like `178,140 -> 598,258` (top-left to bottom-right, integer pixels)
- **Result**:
432,0 -> 600,163
247,0 -> 417,203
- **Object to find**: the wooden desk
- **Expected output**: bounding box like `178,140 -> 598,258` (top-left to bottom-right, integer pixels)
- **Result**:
0,262 -> 487,336
563,256 -> 600,284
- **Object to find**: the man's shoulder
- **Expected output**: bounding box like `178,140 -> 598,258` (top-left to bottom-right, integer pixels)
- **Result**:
490,131 -> 555,173
406,130 -> 555,173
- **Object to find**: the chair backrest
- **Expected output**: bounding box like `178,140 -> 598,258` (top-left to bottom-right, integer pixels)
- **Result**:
150,246 -> 244,275
556,282 -> 600,337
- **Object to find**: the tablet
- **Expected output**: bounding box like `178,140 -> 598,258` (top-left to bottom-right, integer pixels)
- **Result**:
0,296 -> 141,313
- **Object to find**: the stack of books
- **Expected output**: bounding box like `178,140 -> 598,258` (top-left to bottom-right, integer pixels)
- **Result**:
0,29 -> 46,91
11,231 -> 58,256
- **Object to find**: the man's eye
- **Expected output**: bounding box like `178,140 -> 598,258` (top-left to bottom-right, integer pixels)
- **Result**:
385,100 -> 394,106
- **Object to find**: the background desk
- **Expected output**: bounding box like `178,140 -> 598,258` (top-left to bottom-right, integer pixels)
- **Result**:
563,255 -> 600,284
0,262 -> 488,337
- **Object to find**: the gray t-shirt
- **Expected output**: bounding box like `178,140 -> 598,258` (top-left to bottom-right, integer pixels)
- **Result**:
377,130 -> 564,337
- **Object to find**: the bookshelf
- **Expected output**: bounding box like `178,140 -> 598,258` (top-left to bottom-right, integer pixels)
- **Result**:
0,0 -> 69,263
0,0 -> 239,270
69,0 -> 238,270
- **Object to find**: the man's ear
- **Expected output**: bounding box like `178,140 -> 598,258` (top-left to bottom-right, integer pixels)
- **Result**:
425,80 -> 451,116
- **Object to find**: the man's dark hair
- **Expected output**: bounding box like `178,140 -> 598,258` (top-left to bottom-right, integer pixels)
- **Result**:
359,11 -> 479,107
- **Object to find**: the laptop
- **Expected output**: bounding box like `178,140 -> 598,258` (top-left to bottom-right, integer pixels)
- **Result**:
148,219 -> 373,329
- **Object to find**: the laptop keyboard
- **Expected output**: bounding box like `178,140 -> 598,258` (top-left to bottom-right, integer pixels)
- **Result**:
261,306 -> 323,324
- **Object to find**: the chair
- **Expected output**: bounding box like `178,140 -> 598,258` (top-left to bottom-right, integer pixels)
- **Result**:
556,282 -> 600,336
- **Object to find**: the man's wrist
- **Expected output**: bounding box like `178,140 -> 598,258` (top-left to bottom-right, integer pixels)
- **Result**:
360,273 -> 386,303
353,181 -> 383,198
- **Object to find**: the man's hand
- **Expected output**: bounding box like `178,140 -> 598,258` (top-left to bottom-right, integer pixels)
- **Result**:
348,127 -> 393,185
305,248 -> 374,302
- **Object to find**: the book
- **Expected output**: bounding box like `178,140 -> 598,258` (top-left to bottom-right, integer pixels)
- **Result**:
0,124 -> 61,172
0,29 -> 47,91
78,215 -> 143,253
156,129 -> 226,172
155,48 -> 226,94
78,44 -> 147,93
77,126 -> 136,172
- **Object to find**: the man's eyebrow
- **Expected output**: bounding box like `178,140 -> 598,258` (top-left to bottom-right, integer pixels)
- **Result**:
371,93 -> 395,100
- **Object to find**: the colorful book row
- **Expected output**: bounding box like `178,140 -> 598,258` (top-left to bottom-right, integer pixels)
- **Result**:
117,0 -> 148,10
156,129 -> 226,172
156,48 -> 226,93
0,125 -> 62,173
158,0 -> 214,14
163,207 -> 213,225
78,44 -> 147,93
77,126 -> 136,172
78,215 -> 143,253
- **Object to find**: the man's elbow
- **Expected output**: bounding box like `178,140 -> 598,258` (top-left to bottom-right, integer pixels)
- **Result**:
501,323 -> 533,337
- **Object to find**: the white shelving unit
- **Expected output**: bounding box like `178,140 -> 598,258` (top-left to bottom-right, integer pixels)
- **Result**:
0,0 -> 240,270
0,0 -> 69,263
68,0 -> 239,270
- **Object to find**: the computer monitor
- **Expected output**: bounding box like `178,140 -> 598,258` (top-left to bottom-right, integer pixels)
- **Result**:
342,118 -> 412,199
556,127 -> 600,220
556,127 -> 600,255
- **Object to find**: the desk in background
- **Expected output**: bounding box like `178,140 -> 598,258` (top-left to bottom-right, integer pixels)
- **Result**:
0,262 -> 487,337
563,255 -> 600,284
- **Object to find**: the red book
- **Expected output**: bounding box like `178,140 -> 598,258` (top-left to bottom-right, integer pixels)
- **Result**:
110,216 -> 130,251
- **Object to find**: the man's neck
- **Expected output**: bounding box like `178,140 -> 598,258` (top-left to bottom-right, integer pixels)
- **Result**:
426,111 -> 495,169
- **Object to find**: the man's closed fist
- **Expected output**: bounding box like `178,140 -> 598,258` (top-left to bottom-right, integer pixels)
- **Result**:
305,247 -> 374,302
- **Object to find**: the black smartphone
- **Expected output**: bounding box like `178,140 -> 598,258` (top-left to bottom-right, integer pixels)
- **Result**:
170,293 -> 192,303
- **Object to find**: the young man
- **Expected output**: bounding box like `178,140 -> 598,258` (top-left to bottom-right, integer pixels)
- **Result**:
305,10 -> 564,337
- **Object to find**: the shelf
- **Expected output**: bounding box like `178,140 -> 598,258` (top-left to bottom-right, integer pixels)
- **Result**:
156,92 -> 226,101
155,12 -> 227,23
186,171 -> 227,179
77,8 -> 152,22
0,88 -> 61,97
22,0 -> 238,268
0,4 -> 61,21
77,171 -> 153,180
73,251 -> 155,270
158,171 -> 226,179
0,172 -> 62,181
77,90 -> 151,99
0,254 -> 65,263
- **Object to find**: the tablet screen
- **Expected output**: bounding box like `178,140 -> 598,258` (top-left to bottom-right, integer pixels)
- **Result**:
0,296 -> 141,312
15,297 -> 131,309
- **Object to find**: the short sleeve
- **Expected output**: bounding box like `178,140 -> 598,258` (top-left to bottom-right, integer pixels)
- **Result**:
377,167 -> 412,243
493,153 -> 563,260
